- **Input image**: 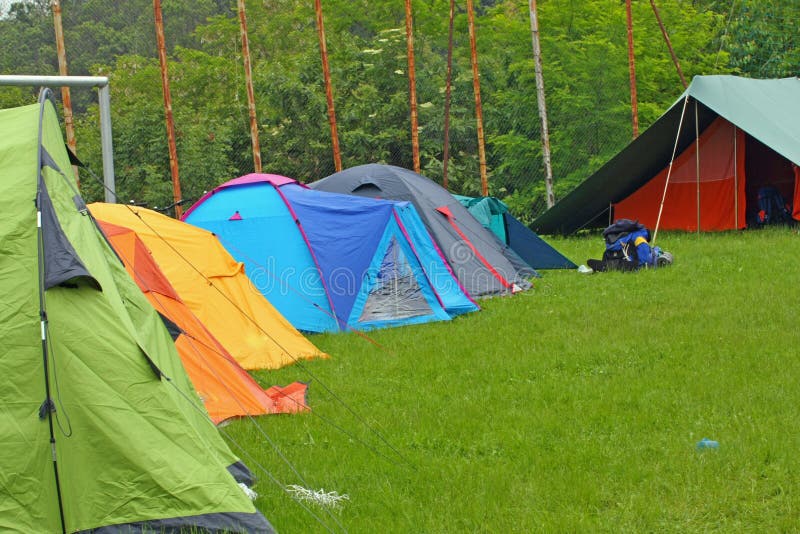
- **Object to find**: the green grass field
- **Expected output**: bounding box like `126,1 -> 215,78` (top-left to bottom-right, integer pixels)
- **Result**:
232,228 -> 800,533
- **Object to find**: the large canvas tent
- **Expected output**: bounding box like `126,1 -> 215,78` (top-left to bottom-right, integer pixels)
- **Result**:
533,76 -> 800,234
0,95 -> 273,531
183,174 -> 478,333
97,219 -> 308,424
455,195 -> 576,270
311,164 -> 535,298
89,202 -> 325,370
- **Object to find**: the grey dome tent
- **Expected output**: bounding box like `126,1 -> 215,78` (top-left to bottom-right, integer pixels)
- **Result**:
310,164 -> 534,298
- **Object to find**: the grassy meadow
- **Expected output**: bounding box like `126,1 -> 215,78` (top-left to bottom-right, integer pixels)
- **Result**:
231,227 -> 800,533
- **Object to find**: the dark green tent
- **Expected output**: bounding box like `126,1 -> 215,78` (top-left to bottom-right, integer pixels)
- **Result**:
0,94 -> 273,532
533,76 -> 800,234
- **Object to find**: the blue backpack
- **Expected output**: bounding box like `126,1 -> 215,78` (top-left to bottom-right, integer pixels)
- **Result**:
601,219 -> 657,269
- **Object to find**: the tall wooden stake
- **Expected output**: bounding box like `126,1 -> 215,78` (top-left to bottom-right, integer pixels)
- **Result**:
649,0 -> 687,88
528,0 -> 554,208
442,0 -> 455,190
52,0 -> 78,185
153,0 -> 182,217
405,0 -> 420,173
238,0 -> 262,172
466,0 -> 488,196
625,0 -> 639,139
315,0 -> 342,172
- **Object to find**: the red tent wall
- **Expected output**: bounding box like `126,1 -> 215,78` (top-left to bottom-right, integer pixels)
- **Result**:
794,164 -> 800,221
614,117 -> 746,231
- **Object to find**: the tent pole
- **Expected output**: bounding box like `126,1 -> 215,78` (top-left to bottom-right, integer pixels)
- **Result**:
404,0 -> 421,173
36,90 -> 68,534
442,0 -> 455,190
52,0 -> 79,185
625,0 -> 639,138
238,0 -> 262,173
652,94 -> 689,245
529,0 -> 555,208
649,0 -> 687,89
466,0 -> 488,196
734,125 -> 739,228
695,100 -> 700,233
314,0 -> 342,172
153,0 -> 182,217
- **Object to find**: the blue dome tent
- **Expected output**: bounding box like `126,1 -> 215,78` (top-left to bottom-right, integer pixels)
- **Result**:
183,174 -> 478,333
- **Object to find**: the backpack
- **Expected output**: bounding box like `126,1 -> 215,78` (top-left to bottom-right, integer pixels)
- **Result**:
756,186 -> 792,225
601,219 -> 650,269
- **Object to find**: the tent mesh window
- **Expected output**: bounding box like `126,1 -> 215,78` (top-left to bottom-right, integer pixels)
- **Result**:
359,237 -> 432,322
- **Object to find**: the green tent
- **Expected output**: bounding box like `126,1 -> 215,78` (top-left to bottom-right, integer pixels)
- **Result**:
0,94 -> 273,532
454,195 -> 576,270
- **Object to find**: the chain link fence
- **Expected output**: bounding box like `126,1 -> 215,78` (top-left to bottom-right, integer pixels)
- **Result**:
2,1 -> 793,221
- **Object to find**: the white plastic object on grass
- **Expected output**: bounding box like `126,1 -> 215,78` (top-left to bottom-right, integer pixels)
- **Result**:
286,484 -> 350,509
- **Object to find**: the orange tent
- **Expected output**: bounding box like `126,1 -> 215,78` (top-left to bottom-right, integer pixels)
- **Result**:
614,117 -> 747,231
89,203 -> 326,370
98,220 -> 308,423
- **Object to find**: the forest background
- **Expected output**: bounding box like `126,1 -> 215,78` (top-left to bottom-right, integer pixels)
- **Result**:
0,0 -> 797,221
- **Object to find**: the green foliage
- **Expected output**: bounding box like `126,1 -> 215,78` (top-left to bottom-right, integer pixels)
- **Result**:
0,0 -> 796,216
721,0 -> 800,78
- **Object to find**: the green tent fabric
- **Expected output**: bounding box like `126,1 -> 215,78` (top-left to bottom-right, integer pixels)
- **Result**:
0,95 -> 273,532
455,195 -> 576,270
533,75 -> 800,235
454,195 -> 509,242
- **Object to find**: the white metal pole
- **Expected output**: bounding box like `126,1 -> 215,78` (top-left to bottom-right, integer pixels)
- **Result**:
0,75 -> 115,201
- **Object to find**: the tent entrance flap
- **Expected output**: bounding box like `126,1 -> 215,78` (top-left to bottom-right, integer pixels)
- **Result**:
744,133 -> 798,218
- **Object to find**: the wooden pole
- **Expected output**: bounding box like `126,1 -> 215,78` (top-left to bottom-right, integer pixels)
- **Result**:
649,0 -> 687,88
625,0 -> 639,139
442,0 -> 455,190
314,0 -> 342,172
153,0 -> 182,217
52,0 -> 79,185
238,0 -> 262,173
733,125 -> 738,228
404,0 -> 420,173
695,100 -> 700,232
466,0 -> 488,196
528,0 -> 555,208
